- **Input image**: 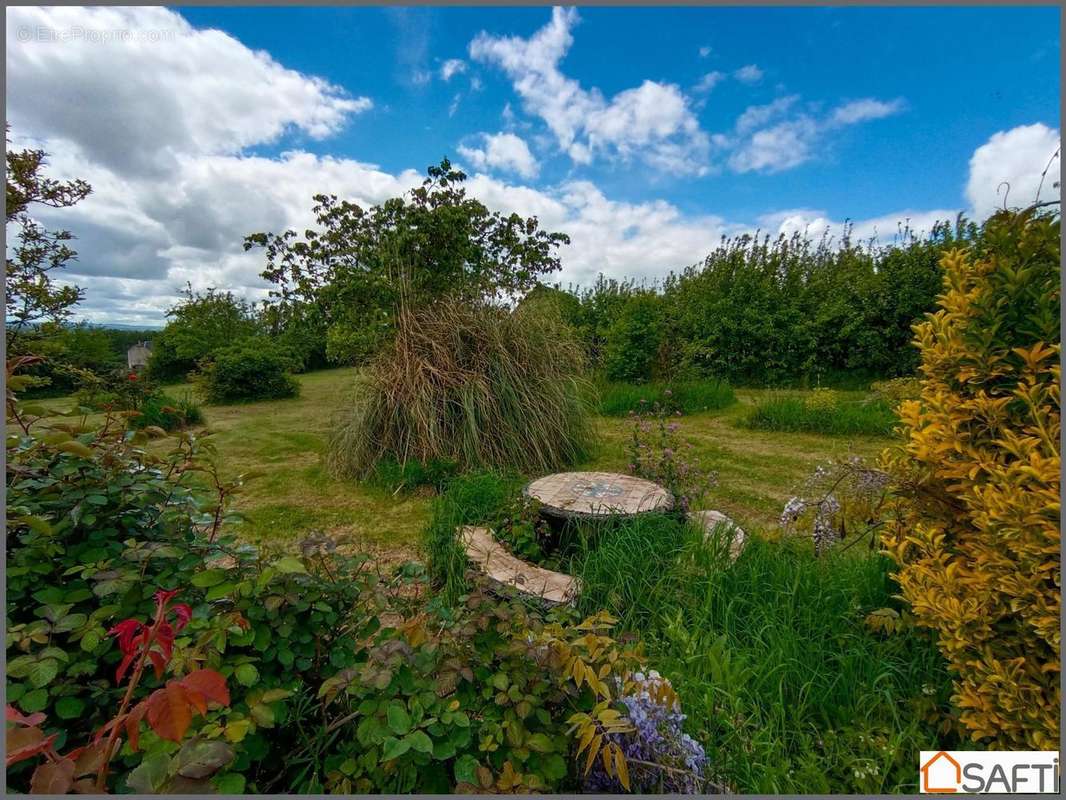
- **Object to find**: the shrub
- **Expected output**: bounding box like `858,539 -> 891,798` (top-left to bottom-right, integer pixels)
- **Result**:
881,206 -> 1060,749
598,378 -> 735,417
744,393 -> 897,436
868,376 -> 921,408
327,300 -> 594,479
127,392 -> 204,431
602,294 -> 664,383
197,340 -> 300,404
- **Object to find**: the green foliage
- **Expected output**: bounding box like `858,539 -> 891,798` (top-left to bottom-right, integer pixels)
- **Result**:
598,378 -> 735,416
602,293 -> 664,383
368,457 -> 460,494
327,300 -> 594,479
196,340 -> 300,404
571,515 -> 956,793
127,392 -> 204,432
246,159 -> 570,367
148,287 -> 260,382
744,393 -> 897,436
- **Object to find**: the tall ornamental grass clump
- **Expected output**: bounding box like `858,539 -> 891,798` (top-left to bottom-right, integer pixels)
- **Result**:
327,300 -> 594,479
882,205 -> 1060,749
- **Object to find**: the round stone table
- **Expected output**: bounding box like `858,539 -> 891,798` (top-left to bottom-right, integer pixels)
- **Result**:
523,471 -> 674,521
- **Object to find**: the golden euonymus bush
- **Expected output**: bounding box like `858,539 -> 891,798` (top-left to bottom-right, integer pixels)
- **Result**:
882,205 -> 1061,748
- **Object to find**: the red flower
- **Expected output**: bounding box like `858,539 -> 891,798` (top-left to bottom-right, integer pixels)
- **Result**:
128,372 -> 138,381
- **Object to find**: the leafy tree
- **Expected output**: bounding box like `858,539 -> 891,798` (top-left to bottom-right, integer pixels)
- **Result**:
602,293 -> 664,383
147,286 -> 260,381
5,132 -> 92,352
244,159 -> 570,365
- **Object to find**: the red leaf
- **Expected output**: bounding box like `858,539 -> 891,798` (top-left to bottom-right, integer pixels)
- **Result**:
148,650 -> 167,681
115,650 -> 136,685
6,727 -> 57,767
179,669 -> 230,708
153,587 -> 180,612
146,683 -> 193,742
71,741 -> 109,778
30,757 -> 75,794
125,701 -> 148,752
107,619 -> 143,655
171,604 -> 192,631
155,622 -> 175,661
7,705 -> 47,727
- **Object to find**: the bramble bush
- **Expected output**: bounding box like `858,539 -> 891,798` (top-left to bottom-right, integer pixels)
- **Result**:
882,205 -> 1061,749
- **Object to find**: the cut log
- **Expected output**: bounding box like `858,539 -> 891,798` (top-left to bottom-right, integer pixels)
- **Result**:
459,526 -> 580,606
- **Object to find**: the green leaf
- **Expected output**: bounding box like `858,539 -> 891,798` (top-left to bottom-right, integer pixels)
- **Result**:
19,688 -> 49,713
28,658 -> 60,688
205,582 -> 237,602
126,751 -> 172,793
215,773 -> 246,794
190,569 -> 228,588
404,730 -> 433,754
235,664 -> 259,687
174,738 -> 235,779
454,754 -> 479,785
527,732 -> 555,753
491,672 -> 510,691
381,736 -> 410,761
542,754 -> 568,782
273,556 -> 306,575
55,696 -> 86,719
80,629 -> 102,652
387,702 -> 412,735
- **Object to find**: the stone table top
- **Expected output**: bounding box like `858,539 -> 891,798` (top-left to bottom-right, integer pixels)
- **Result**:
523,471 -> 673,519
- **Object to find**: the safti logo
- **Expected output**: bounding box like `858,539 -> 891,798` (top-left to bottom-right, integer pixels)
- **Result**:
920,751 -> 1060,794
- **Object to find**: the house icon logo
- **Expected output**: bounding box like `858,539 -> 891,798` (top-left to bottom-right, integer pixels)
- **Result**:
922,751 -> 962,793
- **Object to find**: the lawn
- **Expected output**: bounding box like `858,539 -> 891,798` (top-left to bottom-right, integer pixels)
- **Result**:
46,370 -> 887,556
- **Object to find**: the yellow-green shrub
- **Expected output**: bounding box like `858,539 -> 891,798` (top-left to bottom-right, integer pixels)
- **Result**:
881,206 -> 1060,748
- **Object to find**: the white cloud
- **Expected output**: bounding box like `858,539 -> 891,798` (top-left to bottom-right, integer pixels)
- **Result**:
728,117 -> 820,174
5,6 -> 371,177
758,207 -> 960,245
965,123 -> 1060,219
698,45 -> 712,58
694,71 -> 726,94
469,7 -> 709,175
829,98 -> 906,126
734,64 -> 764,84
440,58 -> 467,81
458,132 -> 540,179
726,93 -> 905,174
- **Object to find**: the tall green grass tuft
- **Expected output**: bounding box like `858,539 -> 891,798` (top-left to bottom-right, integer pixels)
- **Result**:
571,516 -> 954,793
597,377 -> 736,417
328,300 -> 595,479
744,393 -> 898,436
423,471 -> 523,604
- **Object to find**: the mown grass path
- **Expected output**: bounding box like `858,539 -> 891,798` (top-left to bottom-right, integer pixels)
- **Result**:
44,370 -> 890,552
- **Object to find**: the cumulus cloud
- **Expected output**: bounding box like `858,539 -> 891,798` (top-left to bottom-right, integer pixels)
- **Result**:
965,123 -> 1060,219
458,132 -> 540,179
469,7 -> 709,175
757,207 -> 960,245
440,58 -> 467,81
698,45 -> 712,58
6,6 -> 371,177
733,64 -> 764,84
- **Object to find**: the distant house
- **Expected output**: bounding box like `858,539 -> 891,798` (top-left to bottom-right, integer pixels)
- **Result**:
127,340 -> 152,370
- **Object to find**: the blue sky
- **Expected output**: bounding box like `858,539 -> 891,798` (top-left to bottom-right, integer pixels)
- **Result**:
175,5 -> 1059,219
6,5 -> 1061,324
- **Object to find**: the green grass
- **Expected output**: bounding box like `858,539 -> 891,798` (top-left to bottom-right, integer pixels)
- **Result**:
570,514 -> 956,794
596,377 -> 736,416
743,394 -> 898,437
